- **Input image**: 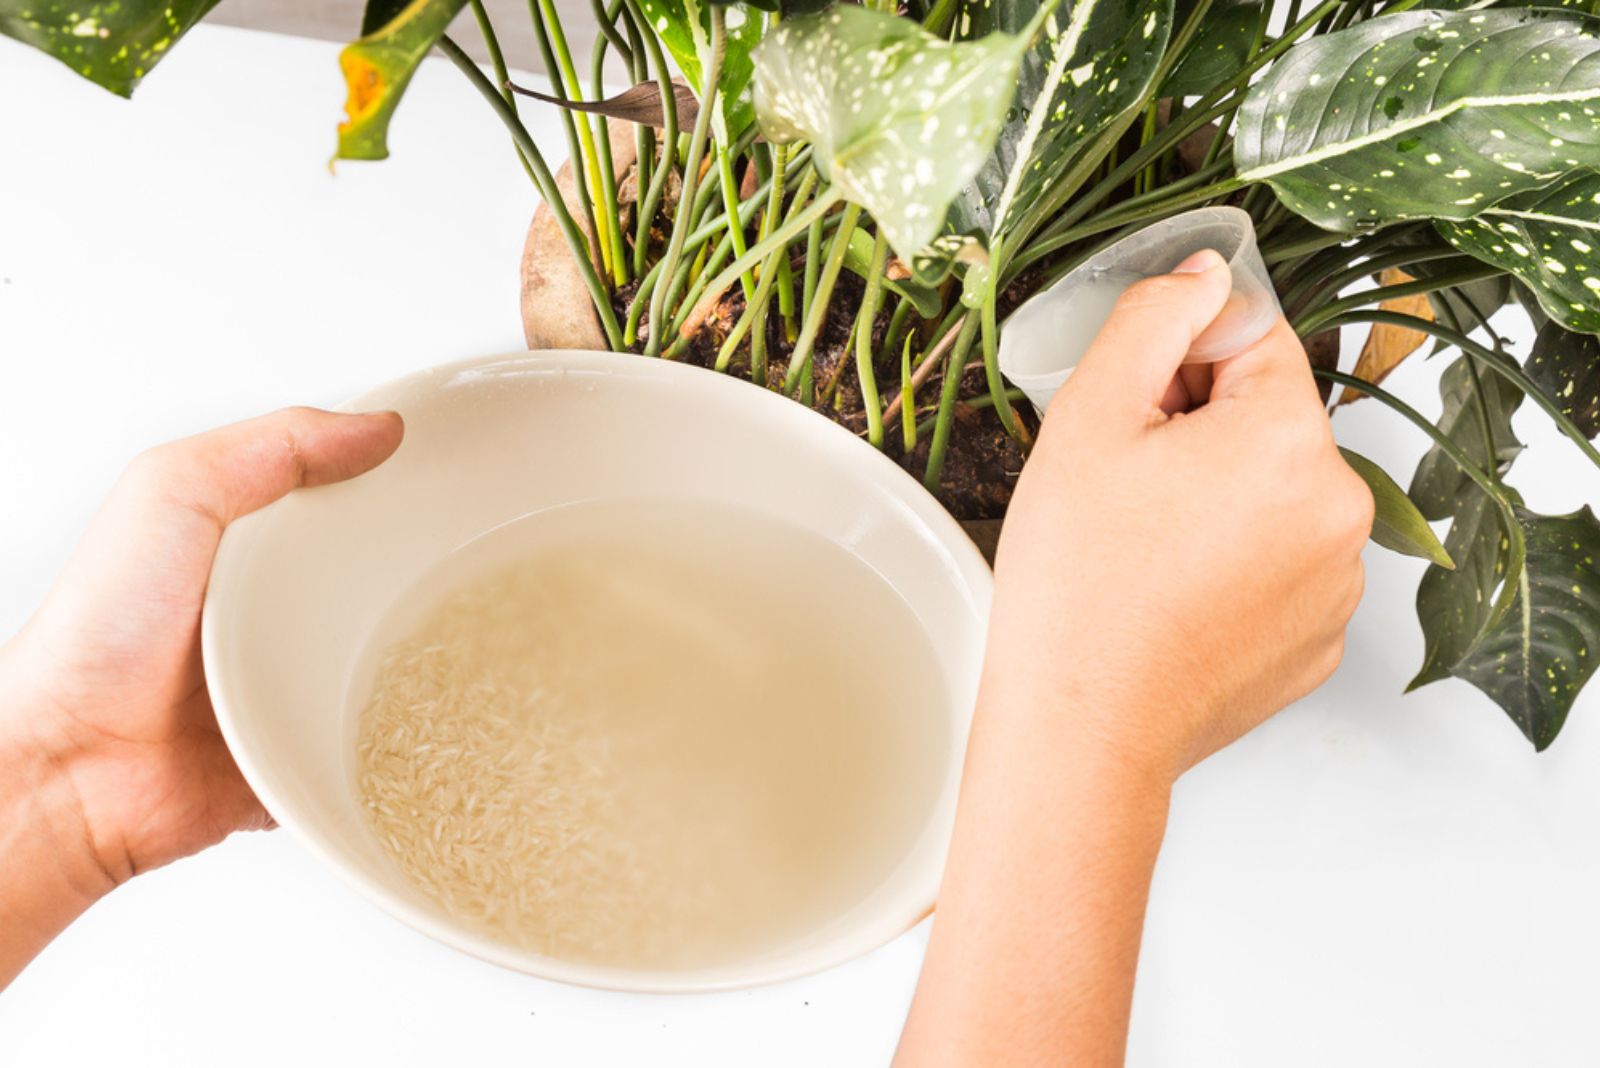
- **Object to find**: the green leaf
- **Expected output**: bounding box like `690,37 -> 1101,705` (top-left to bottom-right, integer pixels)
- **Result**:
336,0 -> 467,161
0,0 -> 220,96
362,0 -> 412,34
1415,491 -> 1600,750
1235,9 -> 1600,233
1436,170 -> 1600,333
1340,448 -> 1455,568
945,0 -> 1174,242
843,231 -> 943,319
638,0 -> 765,139
1527,319 -> 1600,436
1160,0 -> 1263,99
752,6 -> 1033,259
1408,354 -> 1524,521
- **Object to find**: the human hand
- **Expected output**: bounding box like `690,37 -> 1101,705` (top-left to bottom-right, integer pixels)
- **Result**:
899,250 -> 1372,1067
0,408 -> 401,986
986,248 -> 1373,781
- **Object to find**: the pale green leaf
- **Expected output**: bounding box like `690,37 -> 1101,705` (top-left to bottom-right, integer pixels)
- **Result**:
637,0 -> 765,139
1235,9 -> 1600,232
753,6 -> 1033,259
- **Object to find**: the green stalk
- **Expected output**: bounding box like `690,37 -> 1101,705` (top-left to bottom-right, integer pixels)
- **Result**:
526,0 -> 606,282
980,257 -> 1026,445
924,315 -> 981,491
678,187 -> 842,342
901,335 -> 918,453
438,36 -> 622,349
785,203 -> 863,396
716,146 -> 757,301
644,5 -> 726,356
533,0 -> 619,283
1013,177 -> 1248,275
467,0 -> 540,187
1293,266 -> 1504,335
856,230 -> 892,448
916,388 -> 1027,440
883,297 -> 916,369
588,0 -> 630,284
1323,309 -> 1600,474
1280,246 -> 1467,319
623,0 -> 677,281
803,213 -> 824,320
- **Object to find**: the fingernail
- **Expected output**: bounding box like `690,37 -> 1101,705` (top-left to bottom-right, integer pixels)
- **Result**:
1172,248 -> 1225,274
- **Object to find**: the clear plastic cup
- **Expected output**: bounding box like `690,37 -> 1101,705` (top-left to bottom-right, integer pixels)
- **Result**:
998,206 -> 1281,414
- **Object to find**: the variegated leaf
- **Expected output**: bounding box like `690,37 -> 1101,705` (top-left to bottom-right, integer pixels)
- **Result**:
1235,9 -> 1600,232
1409,353 -> 1524,521
1437,169 -> 1600,333
1161,0 -> 1263,99
944,0 -> 1173,242
1527,319 -> 1600,436
0,0 -> 220,96
638,0 -> 765,139
753,6 -> 1033,259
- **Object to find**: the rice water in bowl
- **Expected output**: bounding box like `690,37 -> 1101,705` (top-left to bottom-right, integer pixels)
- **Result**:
201,351 -> 991,991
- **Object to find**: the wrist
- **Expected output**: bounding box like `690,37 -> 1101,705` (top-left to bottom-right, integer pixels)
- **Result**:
0,642 -> 116,987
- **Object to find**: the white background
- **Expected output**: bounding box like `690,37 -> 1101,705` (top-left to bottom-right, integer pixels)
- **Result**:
3,25 -> 1599,1067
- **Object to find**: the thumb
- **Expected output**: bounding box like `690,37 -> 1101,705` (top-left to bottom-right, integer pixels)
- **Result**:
1064,249 -> 1232,425
42,408 -> 404,630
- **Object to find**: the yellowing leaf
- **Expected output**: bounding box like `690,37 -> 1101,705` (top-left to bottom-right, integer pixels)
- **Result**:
336,0 -> 467,162
1338,269 -> 1433,405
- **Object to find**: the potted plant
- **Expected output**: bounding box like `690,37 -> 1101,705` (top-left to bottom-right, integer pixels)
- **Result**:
7,0 -> 1599,751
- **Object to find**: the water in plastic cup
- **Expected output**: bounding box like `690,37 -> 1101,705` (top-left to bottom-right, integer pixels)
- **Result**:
999,207 -> 1281,414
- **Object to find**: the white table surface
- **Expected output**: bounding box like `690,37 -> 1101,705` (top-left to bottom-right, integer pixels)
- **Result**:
3,23 -> 1600,1067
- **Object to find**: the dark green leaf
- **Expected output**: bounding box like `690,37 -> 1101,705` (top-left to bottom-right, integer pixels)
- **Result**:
638,0 -> 765,139
1436,170 -> 1600,333
1160,0 -> 1263,99
1527,319 -> 1600,436
1409,353 -> 1524,520
1235,9 -> 1600,232
753,6 -> 1033,259
1341,448 -> 1455,568
336,0 -> 467,161
945,0 -> 1174,242
0,0 -> 221,96
1416,493 -> 1600,750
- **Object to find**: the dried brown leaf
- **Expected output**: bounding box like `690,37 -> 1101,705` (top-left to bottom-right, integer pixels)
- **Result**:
1338,269 -> 1434,405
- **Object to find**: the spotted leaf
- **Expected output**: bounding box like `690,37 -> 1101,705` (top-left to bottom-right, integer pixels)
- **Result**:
1414,491 -> 1600,750
752,6 -> 1034,259
1161,0 -> 1263,99
1235,9 -> 1600,233
1409,353 -> 1524,521
1527,319 -> 1600,436
943,0 -> 1173,243
1437,169 -> 1600,332
637,0 -> 765,139
0,0 -> 220,96
336,0 -> 467,161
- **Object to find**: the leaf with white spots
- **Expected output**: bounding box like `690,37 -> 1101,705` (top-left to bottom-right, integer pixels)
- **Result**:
638,0 -> 766,139
752,6 -> 1034,259
943,0 -> 1174,242
0,0 -> 220,96
336,0 -> 468,161
1408,353 -> 1525,521
1235,9 -> 1600,232
1527,319 -> 1600,436
1436,169 -> 1600,332
1161,0 -> 1263,99
1414,490 -> 1600,751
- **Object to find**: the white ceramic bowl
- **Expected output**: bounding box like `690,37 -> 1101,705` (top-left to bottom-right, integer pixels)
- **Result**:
201,350 -> 992,993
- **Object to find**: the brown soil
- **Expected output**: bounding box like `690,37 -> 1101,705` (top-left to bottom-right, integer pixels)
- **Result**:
613,266 -> 1033,521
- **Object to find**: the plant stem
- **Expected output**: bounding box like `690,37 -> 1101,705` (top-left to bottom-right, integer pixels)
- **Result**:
644,4 -> 725,356
1279,246 -> 1468,319
924,315 -> 981,492
679,187 -> 842,341
716,168 -> 818,371
785,203 -> 863,396
438,36 -> 622,349
528,0 -> 611,282
587,0 -> 630,284
901,335 -> 918,452
467,0 -> 541,187
624,0 -> 676,280
980,240 -> 1026,445
883,314 -> 966,430
1325,309 -> 1600,473
1293,265 -> 1504,334
856,230 -> 891,448
716,146 -> 757,302
916,388 -> 1027,440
